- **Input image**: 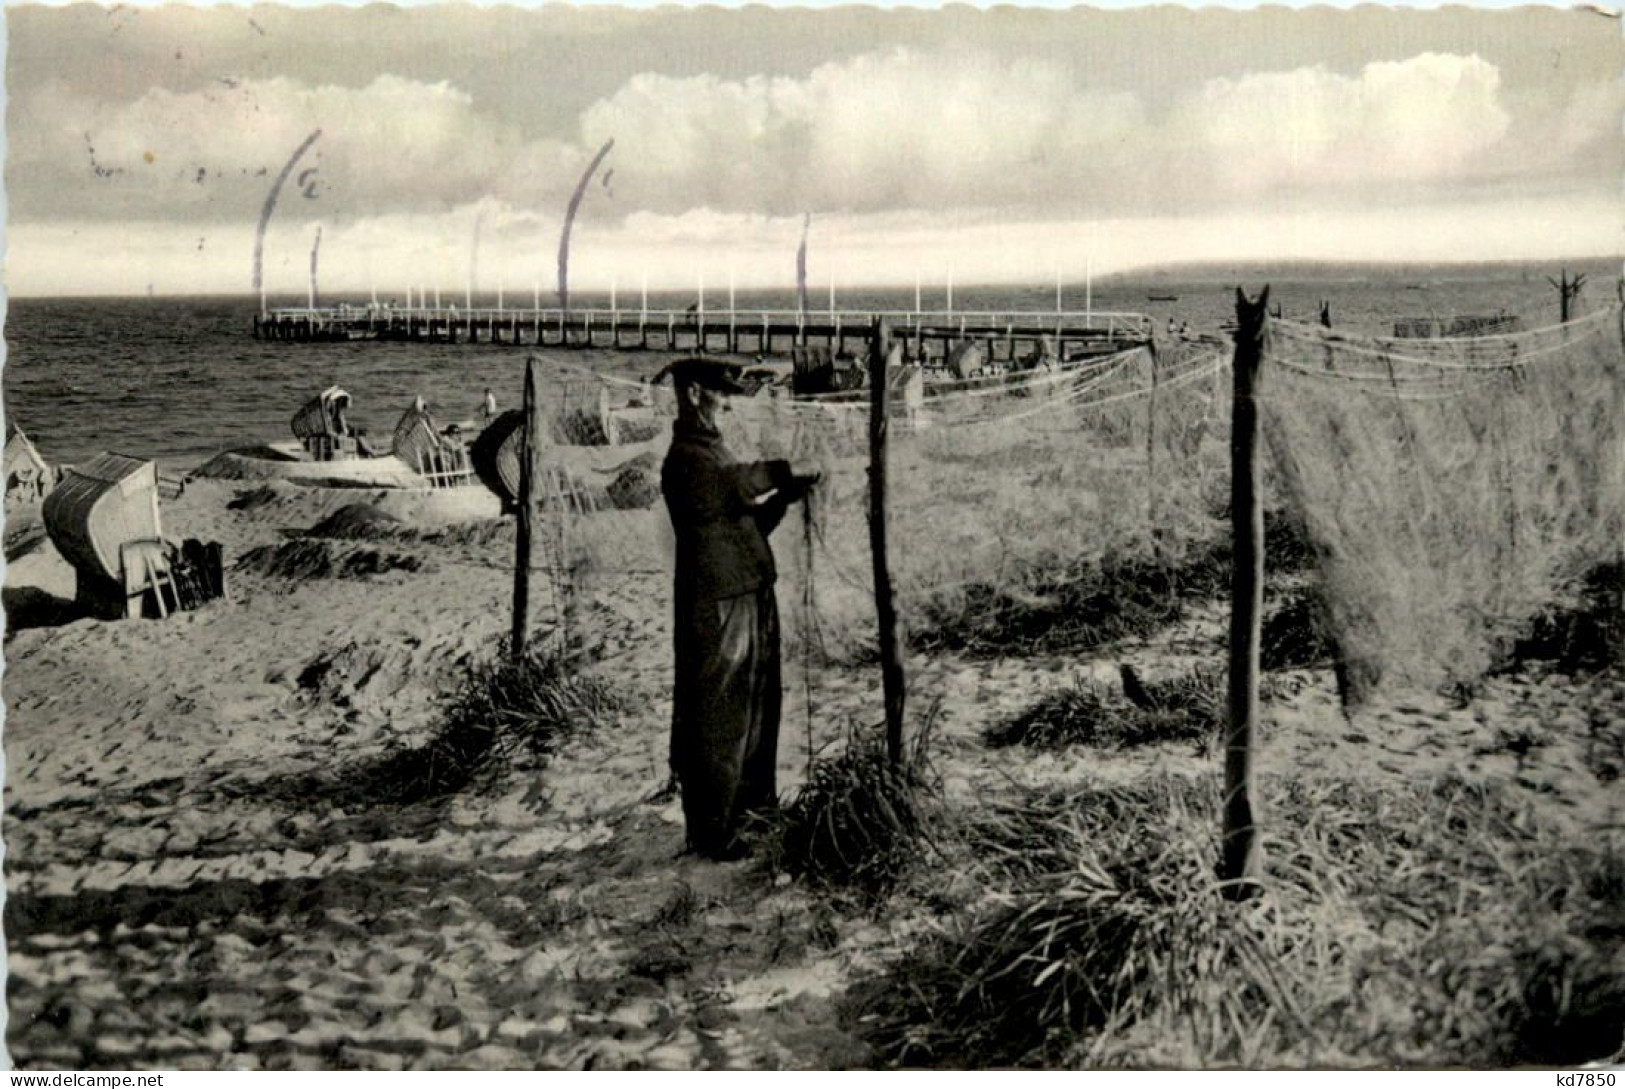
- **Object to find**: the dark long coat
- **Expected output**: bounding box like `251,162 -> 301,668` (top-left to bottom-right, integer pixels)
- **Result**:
661,417 -> 799,857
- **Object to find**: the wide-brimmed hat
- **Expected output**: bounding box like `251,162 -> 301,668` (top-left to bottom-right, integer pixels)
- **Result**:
653,357 -> 751,395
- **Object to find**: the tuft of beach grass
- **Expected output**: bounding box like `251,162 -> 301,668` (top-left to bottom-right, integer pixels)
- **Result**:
844,774 -> 1625,1069
351,641 -> 622,804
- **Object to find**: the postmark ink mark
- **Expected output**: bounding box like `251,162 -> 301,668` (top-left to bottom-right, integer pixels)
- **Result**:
252,128 -> 322,295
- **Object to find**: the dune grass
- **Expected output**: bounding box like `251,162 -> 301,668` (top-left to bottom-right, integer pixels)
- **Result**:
1501,560 -> 1624,677
355,642 -> 622,804
236,538 -> 426,580
983,667 -> 1223,752
902,508 -> 1312,660
909,547 -> 1229,659
845,774 -> 1625,1068
761,717 -> 942,904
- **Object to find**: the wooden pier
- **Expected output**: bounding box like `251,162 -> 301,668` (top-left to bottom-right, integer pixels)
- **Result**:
253,305 -> 1154,364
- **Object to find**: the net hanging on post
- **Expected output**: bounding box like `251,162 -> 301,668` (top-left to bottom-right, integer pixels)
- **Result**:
475,360 -> 675,654
518,338 -> 1234,732
716,336 -> 1235,668
1259,305 -> 1625,698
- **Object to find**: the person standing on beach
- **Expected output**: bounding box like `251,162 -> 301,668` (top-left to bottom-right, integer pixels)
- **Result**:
659,358 -> 819,861
482,388 -> 498,423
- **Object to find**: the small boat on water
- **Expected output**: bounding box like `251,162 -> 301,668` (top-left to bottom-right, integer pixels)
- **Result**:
42,452 -> 162,615
1147,294 -> 1180,302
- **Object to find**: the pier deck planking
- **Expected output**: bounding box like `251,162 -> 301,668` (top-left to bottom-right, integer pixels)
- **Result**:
253,306 -> 1154,364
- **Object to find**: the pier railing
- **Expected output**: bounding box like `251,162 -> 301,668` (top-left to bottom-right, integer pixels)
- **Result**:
253,305 -> 1155,363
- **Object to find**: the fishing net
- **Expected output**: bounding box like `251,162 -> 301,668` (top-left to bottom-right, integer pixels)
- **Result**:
714,333 -> 1235,670
470,368 -> 672,650
515,332 -> 1234,698
1260,305 -> 1625,697
498,301 -> 1621,717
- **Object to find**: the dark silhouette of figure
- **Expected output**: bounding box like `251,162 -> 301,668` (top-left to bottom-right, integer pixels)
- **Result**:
658,358 -> 818,860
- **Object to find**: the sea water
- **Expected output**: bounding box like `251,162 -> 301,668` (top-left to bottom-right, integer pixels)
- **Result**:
1,268 -> 1595,469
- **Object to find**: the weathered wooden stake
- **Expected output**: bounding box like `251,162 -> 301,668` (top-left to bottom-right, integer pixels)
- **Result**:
1549,269 -> 1587,323
1612,288 -> 1625,668
1222,286 -> 1269,900
512,357 -> 546,661
868,318 -> 907,766
1319,300 -> 1336,371
1145,340 -> 1161,549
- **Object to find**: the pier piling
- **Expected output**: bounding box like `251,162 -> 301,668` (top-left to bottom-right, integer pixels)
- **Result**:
251,304 -> 1155,364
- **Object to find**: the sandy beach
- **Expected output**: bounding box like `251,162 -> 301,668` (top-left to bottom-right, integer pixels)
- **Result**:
6,0 -> 1624,1069
4,457 -> 1621,1068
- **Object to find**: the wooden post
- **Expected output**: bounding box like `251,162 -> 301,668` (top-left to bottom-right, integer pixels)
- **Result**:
1222,287 -> 1269,900
1549,270 -> 1587,323
1145,341 -> 1160,551
1319,300 -> 1336,371
1615,290 -> 1625,666
512,357 -> 546,662
868,318 -> 907,767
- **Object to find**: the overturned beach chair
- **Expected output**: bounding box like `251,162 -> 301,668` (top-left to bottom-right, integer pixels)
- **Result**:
42,451 -> 226,620
43,453 -> 165,619
392,400 -> 476,489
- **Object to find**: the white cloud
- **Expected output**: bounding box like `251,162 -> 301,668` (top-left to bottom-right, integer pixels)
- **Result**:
1175,53 -> 1513,197
568,49 -> 1597,218
8,74 -> 580,221
9,48 -> 1613,229
6,45 -> 1619,296
578,48 -> 1145,215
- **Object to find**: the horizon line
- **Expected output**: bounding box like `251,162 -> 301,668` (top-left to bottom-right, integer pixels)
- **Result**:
10,255 -> 1623,301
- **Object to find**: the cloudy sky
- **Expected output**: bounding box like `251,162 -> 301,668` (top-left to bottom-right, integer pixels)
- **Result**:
5,3 -> 1621,296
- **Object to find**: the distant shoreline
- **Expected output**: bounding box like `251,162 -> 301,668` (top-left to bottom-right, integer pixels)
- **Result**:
6,256 -> 1621,303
